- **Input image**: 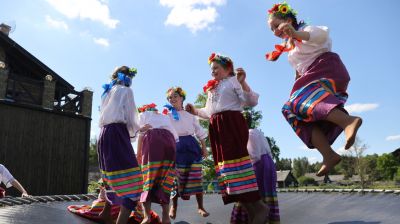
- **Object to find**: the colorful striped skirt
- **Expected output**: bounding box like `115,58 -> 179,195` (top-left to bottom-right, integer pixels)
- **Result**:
282,52 -> 350,148
67,195 -> 161,223
97,123 -> 143,210
209,111 -> 260,204
174,135 -> 204,200
230,154 -> 280,223
140,129 -> 176,204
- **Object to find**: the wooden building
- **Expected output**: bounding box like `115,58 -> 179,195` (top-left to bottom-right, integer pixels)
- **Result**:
277,170 -> 298,188
0,24 -> 93,196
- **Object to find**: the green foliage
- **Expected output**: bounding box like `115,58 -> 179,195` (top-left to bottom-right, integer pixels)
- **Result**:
394,167 -> 400,183
243,107 -> 263,129
87,181 -> 101,193
276,158 -> 292,171
298,176 -> 316,186
377,153 -> 399,180
336,155 -> 356,178
207,182 -> 215,191
89,138 -> 98,167
292,157 -> 310,178
266,137 -> 280,162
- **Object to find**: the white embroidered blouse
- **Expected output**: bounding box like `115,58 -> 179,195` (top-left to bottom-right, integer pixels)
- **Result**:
99,85 -> 140,139
168,110 -> 207,140
197,76 -> 259,119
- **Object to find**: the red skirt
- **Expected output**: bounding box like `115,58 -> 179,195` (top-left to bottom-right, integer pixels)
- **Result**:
209,111 -> 260,204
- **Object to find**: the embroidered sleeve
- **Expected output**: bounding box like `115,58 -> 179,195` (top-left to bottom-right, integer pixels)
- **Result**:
304,26 -> 329,45
193,116 -> 207,140
125,89 -> 140,139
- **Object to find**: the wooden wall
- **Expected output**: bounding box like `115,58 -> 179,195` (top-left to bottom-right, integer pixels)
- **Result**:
0,102 -> 91,196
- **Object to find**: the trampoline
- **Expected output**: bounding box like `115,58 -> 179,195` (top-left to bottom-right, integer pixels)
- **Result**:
0,190 -> 399,224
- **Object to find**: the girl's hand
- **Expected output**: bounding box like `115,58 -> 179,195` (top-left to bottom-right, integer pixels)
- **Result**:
22,192 -> 31,198
236,68 -> 246,83
278,22 -> 296,38
201,147 -> 208,158
139,124 -> 152,132
185,103 -> 197,115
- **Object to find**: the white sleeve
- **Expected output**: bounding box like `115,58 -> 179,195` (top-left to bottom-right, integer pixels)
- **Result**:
304,26 -> 329,45
124,89 -> 140,139
0,165 -> 15,188
231,77 -> 259,107
193,116 -> 207,140
138,112 -> 148,129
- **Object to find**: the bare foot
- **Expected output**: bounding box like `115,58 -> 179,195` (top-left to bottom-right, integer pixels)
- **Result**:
140,216 -> 150,224
168,206 -> 177,220
344,117 -> 362,150
316,154 -> 342,177
198,208 -> 210,217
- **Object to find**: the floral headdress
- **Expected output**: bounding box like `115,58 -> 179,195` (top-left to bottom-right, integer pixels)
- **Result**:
166,87 -> 186,101
267,2 -> 297,18
208,53 -> 233,70
102,66 -> 137,98
138,103 -> 158,113
265,2 -> 301,61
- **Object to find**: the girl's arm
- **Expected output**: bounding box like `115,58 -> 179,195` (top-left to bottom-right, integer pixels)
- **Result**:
235,68 -> 259,107
11,179 -> 29,197
185,103 -> 209,120
136,135 -> 143,165
200,139 -> 208,158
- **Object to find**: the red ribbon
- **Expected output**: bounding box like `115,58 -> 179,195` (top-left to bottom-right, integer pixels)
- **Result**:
203,79 -> 219,93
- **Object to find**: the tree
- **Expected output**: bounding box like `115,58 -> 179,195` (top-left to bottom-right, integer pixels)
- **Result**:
266,137 -> 280,162
348,137 -> 368,188
276,158 -> 292,171
336,155 -> 356,178
377,153 -> 399,180
89,137 -> 98,167
292,157 -> 310,178
364,154 -> 380,181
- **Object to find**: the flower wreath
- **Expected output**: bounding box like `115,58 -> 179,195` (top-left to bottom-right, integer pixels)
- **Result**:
138,103 -> 157,113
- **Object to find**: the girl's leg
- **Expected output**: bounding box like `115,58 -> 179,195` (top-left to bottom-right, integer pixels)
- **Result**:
99,201 -> 113,224
116,205 -> 131,224
312,126 -> 342,177
242,200 -> 268,224
169,196 -> 178,219
195,193 -> 209,217
325,108 -> 362,149
161,203 -> 171,224
141,200 -> 152,224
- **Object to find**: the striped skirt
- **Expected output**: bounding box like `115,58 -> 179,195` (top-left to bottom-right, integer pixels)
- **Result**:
230,154 -> 280,224
209,111 -> 260,204
97,123 -> 143,209
174,135 -> 204,199
67,196 -> 161,223
140,129 -> 176,204
282,52 -> 350,148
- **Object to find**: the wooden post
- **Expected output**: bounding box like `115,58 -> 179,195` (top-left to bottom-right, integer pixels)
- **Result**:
0,67 -> 9,100
81,89 -> 93,117
42,74 -> 55,109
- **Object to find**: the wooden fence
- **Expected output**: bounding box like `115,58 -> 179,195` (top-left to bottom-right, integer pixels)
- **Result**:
0,102 -> 91,196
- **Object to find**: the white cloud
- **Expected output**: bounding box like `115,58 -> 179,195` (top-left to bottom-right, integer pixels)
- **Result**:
336,146 -> 352,156
386,135 -> 400,141
307,156 -> 320,164
93,37 -> 109,47
46,0 -> 119,28
160,0 -> 227,33
45,15 -> 68,30
344,103 -> 378,114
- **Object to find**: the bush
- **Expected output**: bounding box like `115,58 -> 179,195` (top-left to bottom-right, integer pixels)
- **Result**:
298,176 -> 316,186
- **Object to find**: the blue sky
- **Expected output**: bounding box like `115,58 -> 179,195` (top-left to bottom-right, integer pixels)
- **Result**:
1,0 -> 399,163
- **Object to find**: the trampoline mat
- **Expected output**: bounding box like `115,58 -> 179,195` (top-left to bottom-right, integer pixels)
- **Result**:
0,192 -> 399,224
